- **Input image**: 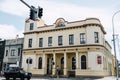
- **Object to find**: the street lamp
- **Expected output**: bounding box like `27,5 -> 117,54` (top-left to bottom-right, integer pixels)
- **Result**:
112,10 -> 120,80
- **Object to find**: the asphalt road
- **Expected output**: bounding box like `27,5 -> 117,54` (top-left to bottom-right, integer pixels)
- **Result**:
0,77 -> 102,80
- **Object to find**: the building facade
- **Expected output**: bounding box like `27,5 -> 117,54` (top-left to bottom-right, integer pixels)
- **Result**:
3,38 -> 24,70
22,18 -> 113,77
0,40 -> 5,71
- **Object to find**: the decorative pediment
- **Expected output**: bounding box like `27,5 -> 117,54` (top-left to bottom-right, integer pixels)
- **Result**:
55,18 -> 66,28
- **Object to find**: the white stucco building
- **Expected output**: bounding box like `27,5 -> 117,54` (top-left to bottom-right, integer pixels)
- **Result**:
22,17 -> 113,77
3,38 -> 24,70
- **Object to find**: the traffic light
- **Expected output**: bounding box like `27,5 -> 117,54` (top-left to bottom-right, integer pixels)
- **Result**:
30,9 -> 35,20
29,6 -> 37,20
38,8 -> 43,18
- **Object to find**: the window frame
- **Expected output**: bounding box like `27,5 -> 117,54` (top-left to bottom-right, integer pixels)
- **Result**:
30,23 -> 34,30
58,36 -> 63,46
81,55 -> 87,69
6,50 -> 8,56
80,33 -> 86,44
38,57 -> 42,69
11,49 -> 15,56
69,34 -> 74,45
48,37 -> 52,46
28,39 -> 32,48
94,32 -> 99,43
39,38 -> 43,47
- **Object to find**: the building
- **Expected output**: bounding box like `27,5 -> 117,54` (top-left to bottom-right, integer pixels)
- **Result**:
3,38 -> 24,70
0,40 -> 5,71
22,18 -> 113,77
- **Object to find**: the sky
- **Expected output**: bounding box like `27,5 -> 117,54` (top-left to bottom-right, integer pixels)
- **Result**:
0,0 -> 120,59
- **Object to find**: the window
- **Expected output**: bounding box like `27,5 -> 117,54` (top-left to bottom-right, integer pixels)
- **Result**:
26,58 -> 32,64
81,55 -> 87,69
39,38 -> 43,47
80,33 -> 86,44
6,50 -> 8,56
69,34 -> 74,45
28,39 -> 32,47
58,36 -> 63,45
30,23 -> 34,30
72,57 -> 76,70
11,49 -> 15,56
38,57 -> 42,69
18,48 -> 21,56
48,37 -> 52,46
97,55 -> 102,64
94,32 -> 99,43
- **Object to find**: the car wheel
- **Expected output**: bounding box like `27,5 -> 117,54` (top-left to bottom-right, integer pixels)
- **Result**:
27,78 -> 30,80
21,77 -> 25,80
13,77 -> 16,80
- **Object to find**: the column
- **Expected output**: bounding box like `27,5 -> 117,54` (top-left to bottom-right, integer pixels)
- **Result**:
76,49 -> 79,76
52,52 -> 56,76
76,49 -> 79,69
64,51 -> 67,76
42,53 -> 46,74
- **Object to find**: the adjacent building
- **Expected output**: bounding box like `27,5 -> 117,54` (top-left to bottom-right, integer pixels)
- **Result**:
0,40 -> 5,71
3,38 -> 24,70
22,18 -> 113,77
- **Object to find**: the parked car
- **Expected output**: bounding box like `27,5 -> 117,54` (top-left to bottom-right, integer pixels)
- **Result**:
3,66 -> 32,80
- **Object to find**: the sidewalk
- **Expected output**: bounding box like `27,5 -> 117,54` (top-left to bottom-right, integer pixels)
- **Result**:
95,76 -> 120,80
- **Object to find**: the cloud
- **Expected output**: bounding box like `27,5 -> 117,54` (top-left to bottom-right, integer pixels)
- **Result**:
0,0 -> 117,42
0,24 -> 24,39
0,0 -> 29,16
0,0 -> 114,42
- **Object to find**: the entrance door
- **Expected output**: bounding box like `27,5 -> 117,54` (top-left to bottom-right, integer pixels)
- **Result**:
47,58 -> 52,75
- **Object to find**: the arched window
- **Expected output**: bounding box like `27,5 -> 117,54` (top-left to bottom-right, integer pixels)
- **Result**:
72,57 -> 76,70
26,58 -> 32,64
81,55 -> 86,69
38,57 -> 42,69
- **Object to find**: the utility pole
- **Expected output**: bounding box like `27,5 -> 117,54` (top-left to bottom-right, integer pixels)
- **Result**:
112,10 -> 120,80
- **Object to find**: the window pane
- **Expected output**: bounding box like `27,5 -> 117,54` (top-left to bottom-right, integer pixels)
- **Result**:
18,48 -> 21,56
81,55 -> 86,69
39,38 -> 43,47
28,39 -> 32,47
6,50 -> 8,56
48,37 -> 52,46
80,33 -> 85,44
69,34 -> 74,45
11,49 -> 15,56
94,32 -> 99,43
58,36 -> 63,45
30,23 -> 34,30
38,57 -> 42,69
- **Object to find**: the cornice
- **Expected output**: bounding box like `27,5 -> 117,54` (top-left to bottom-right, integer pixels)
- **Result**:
24,23 -> 106,34
23,44 -> 108,51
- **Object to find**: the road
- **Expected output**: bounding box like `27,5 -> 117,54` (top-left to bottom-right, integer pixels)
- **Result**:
0,77 -> 100,80
0,76 -> 119,80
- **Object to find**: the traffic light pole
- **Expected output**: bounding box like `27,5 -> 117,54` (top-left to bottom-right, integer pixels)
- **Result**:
20,0 -> 43,20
